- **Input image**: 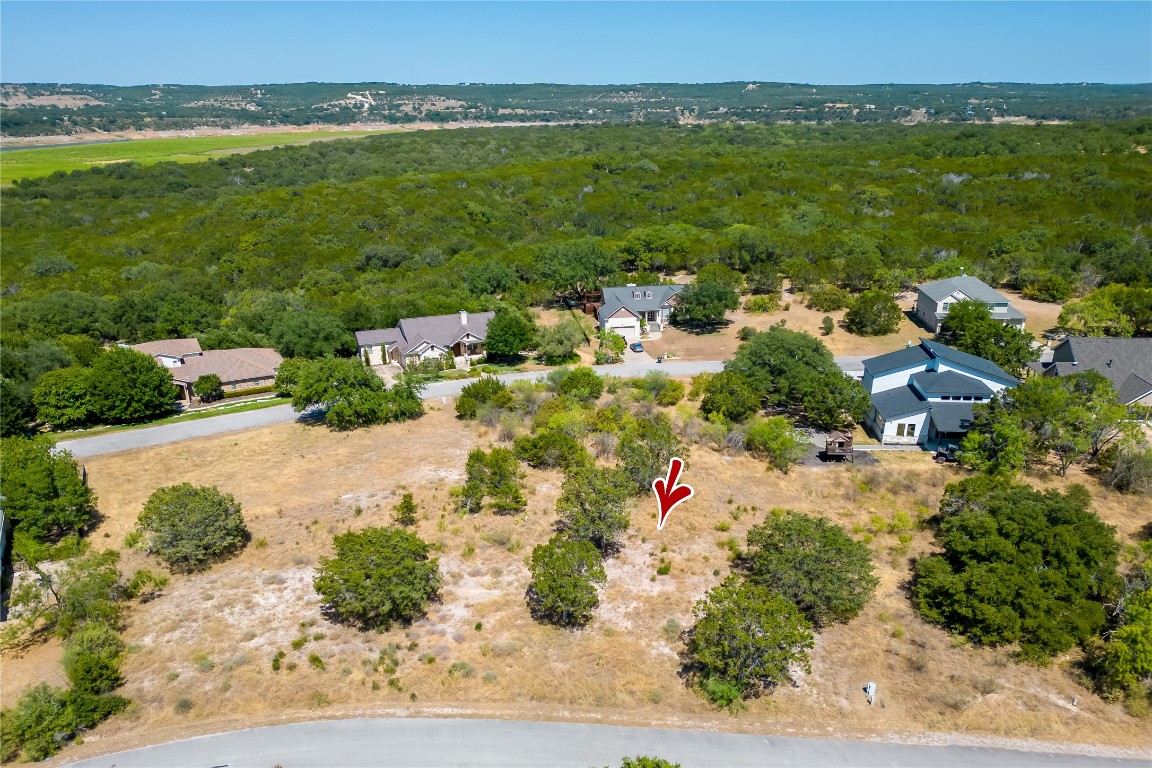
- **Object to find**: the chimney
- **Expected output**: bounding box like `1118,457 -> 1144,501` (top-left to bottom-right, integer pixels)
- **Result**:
459,310 -> 468,326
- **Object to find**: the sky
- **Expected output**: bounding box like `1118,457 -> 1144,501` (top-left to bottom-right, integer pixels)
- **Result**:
1,1 -> 1149,86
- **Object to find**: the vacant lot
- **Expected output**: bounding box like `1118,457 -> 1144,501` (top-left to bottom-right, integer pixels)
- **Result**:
3,401 -> 1148,764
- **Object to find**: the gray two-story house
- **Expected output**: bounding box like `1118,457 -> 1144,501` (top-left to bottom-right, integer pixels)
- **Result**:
914,275 -> 1026,333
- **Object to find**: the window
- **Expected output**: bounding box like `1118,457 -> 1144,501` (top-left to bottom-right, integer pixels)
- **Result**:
633,291 -> 641,299
897,423 -> 916,438
962,395 -> 973,401
975,396 -> 984,401
645,290 -> 653,299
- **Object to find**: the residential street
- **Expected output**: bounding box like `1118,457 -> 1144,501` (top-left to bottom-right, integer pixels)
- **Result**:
63,717 -> 1147,767
59,357 -> 862,459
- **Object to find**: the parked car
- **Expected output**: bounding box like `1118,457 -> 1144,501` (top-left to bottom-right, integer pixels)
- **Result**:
629,342 -> 644,353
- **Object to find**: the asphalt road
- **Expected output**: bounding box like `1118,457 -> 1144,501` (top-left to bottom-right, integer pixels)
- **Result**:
63,718 -> 1147,768
57,358 -> 863,459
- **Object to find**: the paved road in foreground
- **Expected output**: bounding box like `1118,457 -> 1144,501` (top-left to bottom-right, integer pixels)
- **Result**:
58,358 -> 866,459
64,718 -> 1145,768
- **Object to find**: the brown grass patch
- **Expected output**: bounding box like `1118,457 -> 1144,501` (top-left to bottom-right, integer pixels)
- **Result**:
3,402 -> 1149,762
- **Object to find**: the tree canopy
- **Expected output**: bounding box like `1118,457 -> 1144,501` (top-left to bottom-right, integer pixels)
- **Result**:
672,281 -> 740,328
313,526 -> 442,630
725,325 -> 868,429
485,309 -> 538,361
688,576 -> 814,703
87,347 -> 180,424
0,437 -> 96,548
843,290 -> 902,336
935,300 -> 1039,377
526,535 -> 606,627
555,461 -> 632,553
913,478 -> 1120,660
136,483 -> 250,573
283,357 -> 423,429
744,511 -> 878,627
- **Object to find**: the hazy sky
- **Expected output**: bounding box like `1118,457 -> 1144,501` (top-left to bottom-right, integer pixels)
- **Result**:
1,1 -> 1149,86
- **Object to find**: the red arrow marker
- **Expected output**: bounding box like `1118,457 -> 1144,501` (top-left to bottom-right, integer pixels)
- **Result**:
652,456 -> 693,531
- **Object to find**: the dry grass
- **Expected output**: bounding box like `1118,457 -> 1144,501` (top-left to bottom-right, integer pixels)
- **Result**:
644,285 -> 1065,362
3,401 -> 1149,764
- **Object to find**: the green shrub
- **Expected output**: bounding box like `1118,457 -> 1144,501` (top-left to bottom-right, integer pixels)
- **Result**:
557,366 -> 603,401
0,684 -> 128,762
513,429 -> 588,470
743,417 -> 809,473
456,376 -> 513,419
743,295 -> 778,314
136,483 -> 249,573
805,284 -> 852,312
527,535 -> 606,627
64,653 -> 123,696
688,577 -> 813,703
913,479 -> 1120,660
221,384 -> 276,399
844,290 -> 902,336
745,511 -> 879,627
314,526 -> 442,630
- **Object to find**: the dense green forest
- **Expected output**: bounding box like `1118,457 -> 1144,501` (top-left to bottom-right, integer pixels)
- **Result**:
2,120 -> 1151,433
3,81 -> 1150,136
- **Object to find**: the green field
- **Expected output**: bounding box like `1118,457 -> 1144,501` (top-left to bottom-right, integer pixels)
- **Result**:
0,130 -> 396,183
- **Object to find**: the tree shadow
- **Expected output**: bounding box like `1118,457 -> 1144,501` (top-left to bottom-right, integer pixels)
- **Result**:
671,319 -> 733,336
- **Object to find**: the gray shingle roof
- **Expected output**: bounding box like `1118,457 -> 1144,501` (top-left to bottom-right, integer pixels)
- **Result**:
598,285 -> 684,322
920,338 -> 1018,386
919,275 -> 1009,305
355,328 -> 404,347
356,312 -> 494,356
1117,374 -> 1152,405
910,370 -> 993,398
930,402 -> 977,433
1051,337 -> 1152,404
871,386 -> 928,419
862,345 -> 932,376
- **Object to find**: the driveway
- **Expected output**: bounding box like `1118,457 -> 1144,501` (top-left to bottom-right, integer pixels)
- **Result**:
63,717 -> 1145,767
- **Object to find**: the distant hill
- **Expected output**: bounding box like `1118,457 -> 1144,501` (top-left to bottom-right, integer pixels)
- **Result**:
2,81 -> 1150,137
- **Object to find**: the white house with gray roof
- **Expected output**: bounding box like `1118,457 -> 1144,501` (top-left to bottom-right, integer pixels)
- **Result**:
914,275 -> 1026,333
597,284 -> 685,340
356,310 -> 494,369
862,338 -> 1018,448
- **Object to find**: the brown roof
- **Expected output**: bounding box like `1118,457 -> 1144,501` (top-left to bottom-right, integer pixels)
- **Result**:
170,348 -> 282,386
131,338 -> 202,358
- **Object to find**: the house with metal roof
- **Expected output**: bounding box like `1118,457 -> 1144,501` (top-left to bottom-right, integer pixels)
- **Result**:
597,285 -> 685,340
861,339 -> 1018,447
356,310 -> 495,369
1031,337 -> 1152,406
914,275 -> 1026,333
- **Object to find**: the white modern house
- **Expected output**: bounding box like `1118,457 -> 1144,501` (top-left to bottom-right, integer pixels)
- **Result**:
356,310 -> 494,369
914,275 -> 1026,333
862,338 -> 1018,448
597,284 -> 685,340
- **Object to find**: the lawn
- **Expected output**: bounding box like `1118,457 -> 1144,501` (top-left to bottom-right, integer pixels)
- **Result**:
5,397 -> 1148,762
0,130 -> 397,183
